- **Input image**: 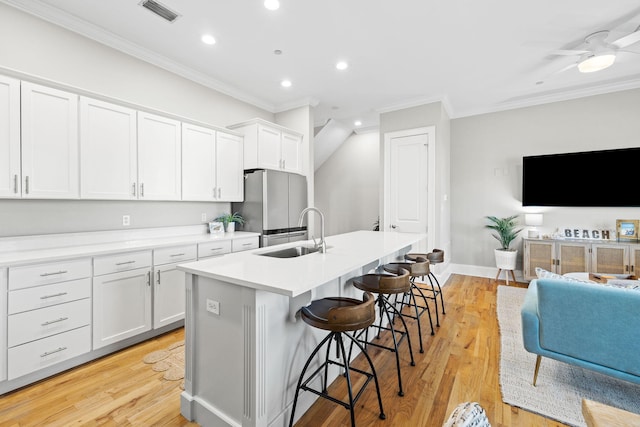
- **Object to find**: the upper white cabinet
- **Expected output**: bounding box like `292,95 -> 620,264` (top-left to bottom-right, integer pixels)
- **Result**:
0,75 -> 20,198
229,119 -> 303,174
137,111 -> 182,201
182,123 -> 243,201
214,131 -> 244,201
21,82 -> 79,199
80,97 -> 138,200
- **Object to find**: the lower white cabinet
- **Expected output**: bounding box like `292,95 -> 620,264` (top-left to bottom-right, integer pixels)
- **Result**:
0,268 -> 6,382
92,266 -> 152,349
8,326 -> 91,380
198,240 -> 232,259
153,263 -> 187,328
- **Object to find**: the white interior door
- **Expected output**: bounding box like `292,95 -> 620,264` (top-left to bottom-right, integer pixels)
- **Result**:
384,127 -> 435,249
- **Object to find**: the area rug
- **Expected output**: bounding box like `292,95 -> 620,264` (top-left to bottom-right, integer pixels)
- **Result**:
497,285 -> 640,427
143,341 -> 185,387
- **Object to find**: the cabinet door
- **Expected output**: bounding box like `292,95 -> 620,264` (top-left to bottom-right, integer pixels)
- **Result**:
21,82 -> 79,199
523,240 -> 554,280
281,131 -> 302,174
153,263 -> 186,328
1,268 -> 6,381
80,97 -> 137,199
257,125 -> 281,170
92,267 -> 152,349
556,242 -> 590,275
181,123 -> 216,201
137,111 -> 181,200
0,75 -> 20,198
629,245 -> 640,276
216,131 -> 244,201
591,243 -> 629,274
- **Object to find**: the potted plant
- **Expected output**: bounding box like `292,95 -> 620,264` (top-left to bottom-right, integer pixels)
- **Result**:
215,212 -> 245,232
485,215 -> 523,270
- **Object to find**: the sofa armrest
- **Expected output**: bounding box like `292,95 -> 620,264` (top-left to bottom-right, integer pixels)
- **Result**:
521,280 -> 542,354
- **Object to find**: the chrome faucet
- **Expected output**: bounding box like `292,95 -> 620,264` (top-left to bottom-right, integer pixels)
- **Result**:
298,207 -> 326,253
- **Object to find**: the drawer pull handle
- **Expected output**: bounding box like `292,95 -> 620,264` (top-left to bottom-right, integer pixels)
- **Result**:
41,317 -> 69,326
40,292 -> 68,300
170,253 -> 186,257
40,270 -> 68,277
116,260 -> 136,266
242,243 -> 253,246
40,347 -> 67,358
210,247 -> 223,251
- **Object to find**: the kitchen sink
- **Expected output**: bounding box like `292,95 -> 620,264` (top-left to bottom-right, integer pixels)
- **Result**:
257,246 -> 320,258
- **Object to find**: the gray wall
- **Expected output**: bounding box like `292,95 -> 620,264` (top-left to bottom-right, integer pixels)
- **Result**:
451,88 -> 640,268
0,3 -> 273,237
314,131 -> 379,236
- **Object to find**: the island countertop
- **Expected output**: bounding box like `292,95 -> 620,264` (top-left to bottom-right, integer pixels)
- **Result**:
177,230 -> 426,297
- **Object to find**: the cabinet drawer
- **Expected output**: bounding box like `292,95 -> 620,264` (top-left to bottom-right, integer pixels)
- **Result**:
94,250 -> 152,276
154,244 -> 197,266
8,325 -> 91,380
8,258 -> 91,290
198,240 -> 232,258
8,298 -> 91,347
9,277 -> 91,315
232,237 -> 259,252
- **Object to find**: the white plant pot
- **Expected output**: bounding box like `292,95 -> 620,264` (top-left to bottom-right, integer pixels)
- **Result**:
494,249 -> 517,270
226,222 -> 235,233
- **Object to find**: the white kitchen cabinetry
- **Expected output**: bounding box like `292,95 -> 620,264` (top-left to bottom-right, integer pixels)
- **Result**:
231,236 -> 259,252
92,251 -> 152,349
198,240 -> 232,259
229,119 -> 303,174
80,97 -> 137,199
152,245 -> 196,329
0,269 -> 6,382
181,124 -> 243,202
0,75 -> 20,198
21,82 -> 79,199
6,258 -> 91,380
137,111 -> 181,200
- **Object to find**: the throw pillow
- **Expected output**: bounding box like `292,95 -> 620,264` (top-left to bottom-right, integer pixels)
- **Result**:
534,267 -> 592,283
442,402 -> 491,427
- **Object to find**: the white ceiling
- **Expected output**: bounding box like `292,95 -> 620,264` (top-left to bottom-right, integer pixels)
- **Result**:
5,0 -> 640,130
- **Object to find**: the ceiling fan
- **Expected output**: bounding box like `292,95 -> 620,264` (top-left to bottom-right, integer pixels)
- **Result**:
548,25 -> 640,75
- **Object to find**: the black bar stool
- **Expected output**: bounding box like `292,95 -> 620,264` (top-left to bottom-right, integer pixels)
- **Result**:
289,292 -> 385,427
382,256 -> 435,353
405,249 -> 446,325
351,269 -> 415,397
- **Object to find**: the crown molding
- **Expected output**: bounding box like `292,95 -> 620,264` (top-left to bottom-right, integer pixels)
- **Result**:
454,76 -> 640,119
273,97 -> 320,114
1,0 -> 277,113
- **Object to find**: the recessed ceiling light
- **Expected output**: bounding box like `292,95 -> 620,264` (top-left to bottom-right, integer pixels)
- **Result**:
354,120 -> 362,127
336,61 -> 349,70
201,34 -> 216,45
281,79 -> 292,88
264,0 -> 280,10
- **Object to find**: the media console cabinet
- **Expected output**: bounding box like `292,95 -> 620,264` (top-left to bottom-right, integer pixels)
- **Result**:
523,238 -> 640,281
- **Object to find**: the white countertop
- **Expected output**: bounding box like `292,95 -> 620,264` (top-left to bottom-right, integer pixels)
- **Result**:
178,230 -> 426,297
0,230 -> 260,267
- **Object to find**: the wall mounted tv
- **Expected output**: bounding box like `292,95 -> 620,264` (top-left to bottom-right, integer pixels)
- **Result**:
522,147 -> 640,207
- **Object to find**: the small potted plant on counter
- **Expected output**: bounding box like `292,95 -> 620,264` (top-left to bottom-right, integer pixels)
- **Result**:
215,212 -> 245,233
485,215 -> 523,270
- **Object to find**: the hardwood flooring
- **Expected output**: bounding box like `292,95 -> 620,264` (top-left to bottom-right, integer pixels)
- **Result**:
0,275 -> 567,426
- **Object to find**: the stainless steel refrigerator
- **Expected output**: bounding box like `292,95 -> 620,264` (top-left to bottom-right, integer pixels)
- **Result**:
232,169 -> 308,247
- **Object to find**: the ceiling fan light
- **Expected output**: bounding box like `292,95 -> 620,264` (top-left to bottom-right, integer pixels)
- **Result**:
578,53 -> 616,73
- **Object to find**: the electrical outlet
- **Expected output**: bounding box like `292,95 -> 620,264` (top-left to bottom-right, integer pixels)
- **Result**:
201,213 -> 207,222
122,215 -> 130,226
206,299 -> 220,315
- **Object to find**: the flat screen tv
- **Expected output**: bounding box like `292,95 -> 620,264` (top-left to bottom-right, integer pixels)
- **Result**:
522,147 -> 640,207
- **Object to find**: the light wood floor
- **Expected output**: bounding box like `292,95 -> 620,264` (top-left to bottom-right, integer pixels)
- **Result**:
0,275 -> 567,426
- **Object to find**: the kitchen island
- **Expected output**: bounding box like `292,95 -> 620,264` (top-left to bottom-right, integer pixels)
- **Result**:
177,230 -> 426,427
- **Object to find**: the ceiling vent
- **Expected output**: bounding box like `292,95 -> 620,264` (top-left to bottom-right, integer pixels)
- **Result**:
139,0 -> 180,23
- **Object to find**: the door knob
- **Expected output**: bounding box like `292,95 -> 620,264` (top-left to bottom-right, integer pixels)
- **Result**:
390,224 -> 397,229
